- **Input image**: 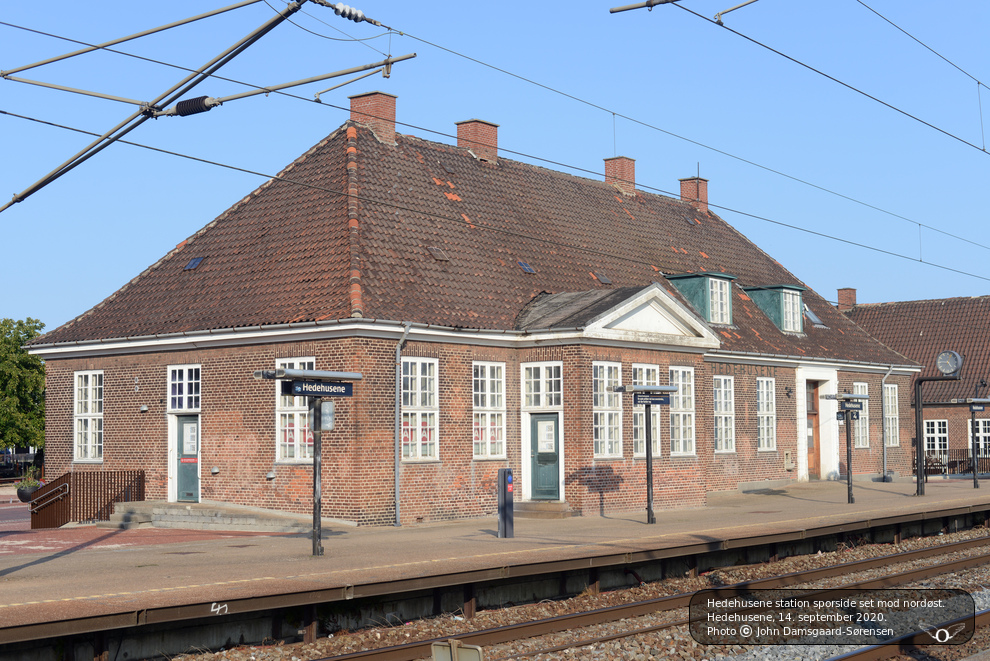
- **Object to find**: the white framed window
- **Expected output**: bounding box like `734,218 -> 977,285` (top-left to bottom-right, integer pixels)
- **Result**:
782,290 -> 802,333
713,376 -> 735,453
168,365 -> 201,412
74,370 -> 104,461
276,357 -> 315,461
883,383 -> 899,447
757,377 -> 776,451
473,362 -> 505,459
970,419 -> 990,455
924,419 -> 948,453
593,362 -> 622,458
632,364 -> 661,457
709,278 -> 732,324
522,362 -> 562,409
402,358 -> 438,460
853,382 -> 869,448
669,366 -> 695,455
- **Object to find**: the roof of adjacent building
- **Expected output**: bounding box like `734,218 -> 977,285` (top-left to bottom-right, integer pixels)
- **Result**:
31,103 -> 913,368
845,296 -> 990,400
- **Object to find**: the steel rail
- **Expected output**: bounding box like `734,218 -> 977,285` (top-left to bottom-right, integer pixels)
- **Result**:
309,536 -> 990,661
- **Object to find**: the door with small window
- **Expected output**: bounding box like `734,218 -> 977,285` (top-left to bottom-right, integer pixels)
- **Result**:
531,413 -> 559,500
176,415 -> 200,502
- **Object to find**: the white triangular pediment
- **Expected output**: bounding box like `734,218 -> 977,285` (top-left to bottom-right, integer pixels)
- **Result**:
584,284 -> 721,349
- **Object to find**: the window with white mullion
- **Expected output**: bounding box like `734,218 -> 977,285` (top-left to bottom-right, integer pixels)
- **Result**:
969,419 -> 990,458
709,278 -> 731,324
853,382 -> 869,448
168,365 -> 201,412
74,371 -> 104,461
782,290 -> 802,332
473,362 -> 505,459
276,357 -> 315,461
713,376 -> 735,453
522,362 -> 562,409
632,364 -> 661,457
883,383 -> 899,447
757,377 -> 776,451
924,419 -> 948,453
593,362 -> 622,458
401,358 -> 438,460
669,367 -> 695,455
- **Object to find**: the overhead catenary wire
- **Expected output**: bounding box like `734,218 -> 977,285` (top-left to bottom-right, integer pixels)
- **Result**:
4,108 -> 989,291
3,11 -> 988,257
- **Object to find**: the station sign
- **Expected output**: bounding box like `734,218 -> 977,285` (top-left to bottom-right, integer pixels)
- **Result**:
634,393 -> 670,406
839,401 -> 863,411
281,380 -> 353,397
971,404 -> 986,412
837,411 -> 860,421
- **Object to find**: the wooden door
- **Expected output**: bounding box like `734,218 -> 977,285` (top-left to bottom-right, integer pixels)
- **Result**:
806,382 -> 821,479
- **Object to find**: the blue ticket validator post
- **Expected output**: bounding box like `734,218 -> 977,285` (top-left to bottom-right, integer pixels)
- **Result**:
497,468 -> 514,538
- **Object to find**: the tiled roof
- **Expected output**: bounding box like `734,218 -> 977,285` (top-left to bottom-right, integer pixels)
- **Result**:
845,297 -> 990,401
32,119 -> 911,367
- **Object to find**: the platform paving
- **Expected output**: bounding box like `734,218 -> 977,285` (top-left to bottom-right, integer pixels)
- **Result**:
2,479 -> 990,635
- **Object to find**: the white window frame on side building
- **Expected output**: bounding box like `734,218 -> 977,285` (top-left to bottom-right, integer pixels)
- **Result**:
924,419 -> 948,453
401,357 -> 439,461
756,377 -> 776,451
473,361 -> 506,459
669,366 -> 695,456
883,383 -> 899,447
275,357 -> 315,462
167,365 -> 201,413
74,370 -> 104,462
632,363 -> 661,457
592,362 -> 622,458
853,382 -> 869,448
713,375 -> 735,453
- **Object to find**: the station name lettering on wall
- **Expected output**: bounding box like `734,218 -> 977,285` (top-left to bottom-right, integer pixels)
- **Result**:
711,363 -> 777,378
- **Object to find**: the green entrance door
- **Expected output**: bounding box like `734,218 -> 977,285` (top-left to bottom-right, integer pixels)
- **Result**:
530,413 -> 559,500
177,415 -> 200,503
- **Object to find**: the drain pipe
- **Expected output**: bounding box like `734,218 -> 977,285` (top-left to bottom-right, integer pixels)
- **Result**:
881,365 -> 894,481
394,323 -> 412,527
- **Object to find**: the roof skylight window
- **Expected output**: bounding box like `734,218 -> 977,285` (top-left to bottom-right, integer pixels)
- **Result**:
518,261 -> 536,274
427,246 -> 450,261
184,257 -> 204,271
594,271 -> 613,285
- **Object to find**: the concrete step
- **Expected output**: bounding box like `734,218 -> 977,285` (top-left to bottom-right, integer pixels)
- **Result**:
101,501 -> 319,533
513,500 -> 579,519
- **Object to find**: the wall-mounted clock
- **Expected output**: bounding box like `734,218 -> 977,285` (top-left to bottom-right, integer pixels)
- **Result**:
936,350 -> 963,376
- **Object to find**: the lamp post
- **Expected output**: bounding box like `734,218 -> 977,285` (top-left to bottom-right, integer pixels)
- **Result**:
836,393 -> 869,504
611,384 -> 677,524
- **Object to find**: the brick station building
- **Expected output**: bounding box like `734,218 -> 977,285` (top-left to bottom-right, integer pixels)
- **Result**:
28,92 -> 919,526
843,290 -> 990,476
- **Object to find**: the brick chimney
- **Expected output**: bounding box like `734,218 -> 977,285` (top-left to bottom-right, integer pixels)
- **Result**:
680,177 -> 709,212
604,156 -> 635,195
837,288 -> 857,311
349,91 -> 396,144
456,119 -> 498,163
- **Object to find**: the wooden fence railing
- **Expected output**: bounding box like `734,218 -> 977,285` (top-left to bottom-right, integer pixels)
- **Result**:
30,470 -> 145,529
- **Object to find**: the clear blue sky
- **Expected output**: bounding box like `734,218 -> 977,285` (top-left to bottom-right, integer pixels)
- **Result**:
3,1 -> 989,335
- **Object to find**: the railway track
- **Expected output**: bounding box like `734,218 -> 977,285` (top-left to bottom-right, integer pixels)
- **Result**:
305,535 -> 990,661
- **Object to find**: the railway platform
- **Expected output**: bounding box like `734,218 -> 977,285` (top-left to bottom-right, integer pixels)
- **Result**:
2,478 -> 990,645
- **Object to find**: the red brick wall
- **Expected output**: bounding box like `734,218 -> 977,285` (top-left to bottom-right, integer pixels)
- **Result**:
42,338 -> 915,526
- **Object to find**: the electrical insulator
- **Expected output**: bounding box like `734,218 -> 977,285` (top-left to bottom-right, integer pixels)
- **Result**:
333,2 -> 365,22
174,96 -> 217,117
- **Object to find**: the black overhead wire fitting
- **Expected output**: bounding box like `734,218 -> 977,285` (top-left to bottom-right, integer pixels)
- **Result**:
0,0 -> 394,215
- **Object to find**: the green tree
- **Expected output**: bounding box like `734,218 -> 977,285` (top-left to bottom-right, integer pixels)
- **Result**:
0,318 -> 45,450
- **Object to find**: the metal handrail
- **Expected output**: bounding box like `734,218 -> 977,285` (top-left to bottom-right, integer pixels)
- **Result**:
29,483 -> 69,514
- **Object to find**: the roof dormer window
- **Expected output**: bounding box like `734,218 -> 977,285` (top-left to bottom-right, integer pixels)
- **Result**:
743,284 -> 806,334
667,272 -> 737,325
